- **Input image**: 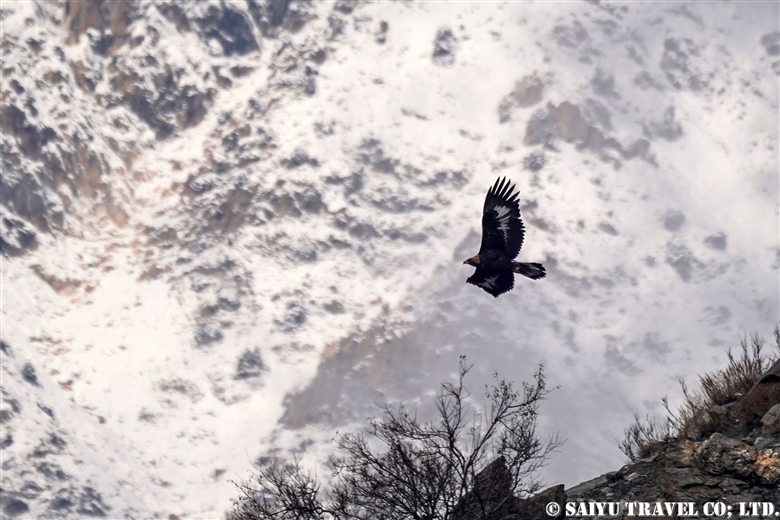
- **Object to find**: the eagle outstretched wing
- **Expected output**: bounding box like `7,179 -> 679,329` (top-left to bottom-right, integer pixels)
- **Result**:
466,270 -> 514,298
479,177 -> 525,259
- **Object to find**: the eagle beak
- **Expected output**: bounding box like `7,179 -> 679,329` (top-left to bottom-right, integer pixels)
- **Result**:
464,255 -> 480,266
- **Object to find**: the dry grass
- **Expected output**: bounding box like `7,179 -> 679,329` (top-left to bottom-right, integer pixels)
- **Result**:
619,413 -> 674,462
620,326 -> 780,463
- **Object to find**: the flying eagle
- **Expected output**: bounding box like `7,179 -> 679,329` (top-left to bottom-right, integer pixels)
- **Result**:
463,177 -> 546,297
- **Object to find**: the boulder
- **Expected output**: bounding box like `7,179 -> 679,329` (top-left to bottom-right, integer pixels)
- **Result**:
761,403 -> 780,435
696,433 -> 757,478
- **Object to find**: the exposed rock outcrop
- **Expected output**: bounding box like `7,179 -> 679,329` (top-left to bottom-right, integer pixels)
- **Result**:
563,366 -> 780,517
458,363 -> 780,519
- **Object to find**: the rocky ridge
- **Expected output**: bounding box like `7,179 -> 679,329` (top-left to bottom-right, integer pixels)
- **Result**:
562,376 -> 780,518
461,361 -> 780,520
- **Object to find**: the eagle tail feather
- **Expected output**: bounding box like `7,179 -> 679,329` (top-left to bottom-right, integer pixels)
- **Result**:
512,262 -> 546,280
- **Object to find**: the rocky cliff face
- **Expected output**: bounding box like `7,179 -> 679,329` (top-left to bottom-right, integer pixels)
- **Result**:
563,373 -> 780,518
569,418 -> 779,509
457,364 -> 780,520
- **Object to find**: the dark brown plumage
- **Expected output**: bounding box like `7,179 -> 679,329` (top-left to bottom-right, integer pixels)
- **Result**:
463,177 -> 546,297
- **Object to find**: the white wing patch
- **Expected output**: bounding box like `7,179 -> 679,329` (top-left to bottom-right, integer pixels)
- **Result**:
479,275 -> 500,290
495,205 -> 510,219
494,205 -> 511,236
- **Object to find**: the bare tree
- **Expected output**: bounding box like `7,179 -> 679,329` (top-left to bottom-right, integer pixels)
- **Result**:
232,357 -> 562,520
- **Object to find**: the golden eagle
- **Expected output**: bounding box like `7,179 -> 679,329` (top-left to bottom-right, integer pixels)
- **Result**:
463,177 -> 546,297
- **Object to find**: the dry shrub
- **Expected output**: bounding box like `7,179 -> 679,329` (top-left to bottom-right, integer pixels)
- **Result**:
618,413 -> 674,462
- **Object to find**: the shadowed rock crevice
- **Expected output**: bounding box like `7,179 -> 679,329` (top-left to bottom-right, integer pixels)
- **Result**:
195,6 -> 259,56
247,0 -> 313,38
64,0 -> 138,56
432,27 -> 457,67
1,105 -> 57,161
235,349 -> 266,380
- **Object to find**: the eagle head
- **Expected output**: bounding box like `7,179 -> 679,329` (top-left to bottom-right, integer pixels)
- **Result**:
463,255 -> 480,267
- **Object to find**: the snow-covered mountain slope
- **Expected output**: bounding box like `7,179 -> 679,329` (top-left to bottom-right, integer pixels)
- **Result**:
1,1 -> 777,518
1,339 -> 154,518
